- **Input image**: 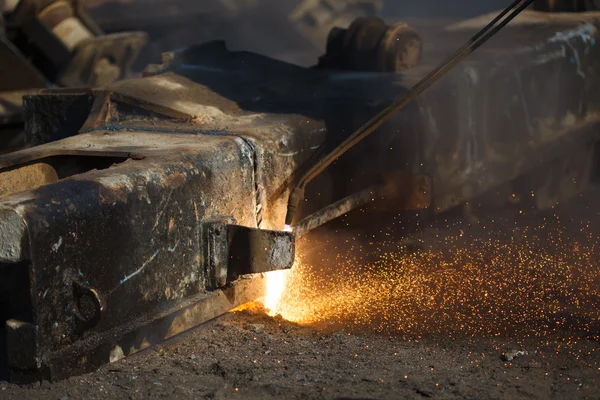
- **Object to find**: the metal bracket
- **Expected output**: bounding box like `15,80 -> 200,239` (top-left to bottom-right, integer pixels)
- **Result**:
203,217 -> 235,289
203,220 -> 295,289
228,225 -> 295,280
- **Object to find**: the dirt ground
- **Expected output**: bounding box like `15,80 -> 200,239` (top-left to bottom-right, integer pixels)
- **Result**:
2,189 -> 600,400
1,309 -> 598,400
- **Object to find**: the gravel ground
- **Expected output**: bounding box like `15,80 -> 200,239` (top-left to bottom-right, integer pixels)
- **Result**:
1,310 -> 598,399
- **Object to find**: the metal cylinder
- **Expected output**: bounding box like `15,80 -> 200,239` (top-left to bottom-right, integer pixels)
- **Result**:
38,1 -> 93,51
318,17 -> 422,73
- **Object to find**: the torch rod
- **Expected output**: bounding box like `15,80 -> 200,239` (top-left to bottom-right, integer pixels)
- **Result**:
293,187 -> 380,238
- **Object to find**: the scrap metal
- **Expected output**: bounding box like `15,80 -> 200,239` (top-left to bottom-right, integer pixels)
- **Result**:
0,4 -> 599,383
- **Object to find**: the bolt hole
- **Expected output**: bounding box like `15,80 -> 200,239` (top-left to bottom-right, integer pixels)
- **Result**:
75,292 -> 98,323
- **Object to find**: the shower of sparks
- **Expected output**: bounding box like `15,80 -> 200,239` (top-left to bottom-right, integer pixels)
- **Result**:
261,215 -> 600,337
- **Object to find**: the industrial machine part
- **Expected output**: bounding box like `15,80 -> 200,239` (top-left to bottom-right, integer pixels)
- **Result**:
533,0 -> 598,11
0,0 -> 147,153
88,0 -> 382,69
317,17 -> 422,72
288,0 -> 382,50
1,5 -> 600,382
2,0 -> 375,152
3,0 -> 146,87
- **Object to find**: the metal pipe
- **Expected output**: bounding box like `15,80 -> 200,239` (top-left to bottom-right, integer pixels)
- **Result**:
293,187 -> 379,238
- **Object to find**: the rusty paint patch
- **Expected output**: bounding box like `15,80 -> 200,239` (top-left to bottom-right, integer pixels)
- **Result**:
51,237 -> 63,252
166,172 -> 186,188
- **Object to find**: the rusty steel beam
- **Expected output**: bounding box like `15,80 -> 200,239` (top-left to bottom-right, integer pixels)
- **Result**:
7,273 -> 271,382
0,126 -> 296,382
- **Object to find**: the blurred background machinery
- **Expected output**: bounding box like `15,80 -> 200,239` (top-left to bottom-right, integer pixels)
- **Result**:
0,0 -> 146,152
87,0 -> 383,68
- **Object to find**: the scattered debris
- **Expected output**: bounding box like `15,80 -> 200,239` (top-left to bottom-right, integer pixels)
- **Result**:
501,350 -> 529,361
361,373 -> 379,382
248,324 -> 265,334
415,388 -> 434,398
210,362 -> 227,378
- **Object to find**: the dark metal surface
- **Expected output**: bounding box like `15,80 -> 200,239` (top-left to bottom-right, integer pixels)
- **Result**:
0,124 -> 294,381
16,12 -> 600,218
23,88 -> 96,146
7,274 -> 271,382
228,225 -> 295,279
533,0 -> 599,11
0,40 -> 47,91
203,221 -> 295,288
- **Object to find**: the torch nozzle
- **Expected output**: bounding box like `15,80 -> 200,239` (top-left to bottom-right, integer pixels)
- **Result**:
284,187 -> 305,229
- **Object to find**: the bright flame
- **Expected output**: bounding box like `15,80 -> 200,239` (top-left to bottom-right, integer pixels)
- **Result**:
263,269 -> 290,315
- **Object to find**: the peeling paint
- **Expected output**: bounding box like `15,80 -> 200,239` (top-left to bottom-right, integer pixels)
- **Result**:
168,240 -> 179,253
51,237 -> 63,252
152,190 -> 173,231
120,249 -> 160,284
548,24 -> 596,78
